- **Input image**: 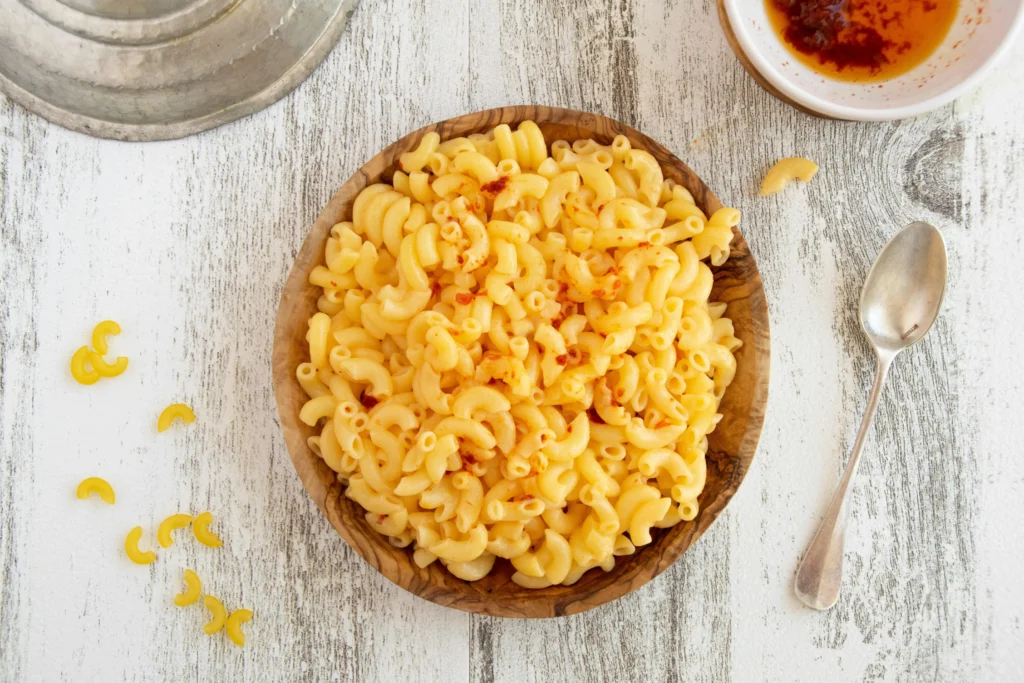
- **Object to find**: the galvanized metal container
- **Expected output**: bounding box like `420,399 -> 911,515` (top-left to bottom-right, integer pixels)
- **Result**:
0,0 -> 358,141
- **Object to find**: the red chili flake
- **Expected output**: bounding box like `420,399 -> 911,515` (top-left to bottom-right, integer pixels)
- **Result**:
481,176 -> 510,194
455,292 -> 474,305
330,281 -> 338,287
555,354 -> 568,366
362,394 -> 379,410
637,241 -> 650,248
376,515 -> 386,525
431,281 -> 443,295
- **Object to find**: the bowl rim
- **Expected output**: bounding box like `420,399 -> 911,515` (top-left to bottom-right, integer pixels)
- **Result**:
271,105 -> 771,617
722,0 -> 1024,121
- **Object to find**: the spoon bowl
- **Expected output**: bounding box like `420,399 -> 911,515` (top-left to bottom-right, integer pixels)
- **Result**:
861,222 -> 948,353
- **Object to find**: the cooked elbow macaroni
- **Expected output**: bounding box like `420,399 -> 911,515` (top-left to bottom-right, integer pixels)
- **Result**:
760,157 -> 819,196
297,121 -> 743,587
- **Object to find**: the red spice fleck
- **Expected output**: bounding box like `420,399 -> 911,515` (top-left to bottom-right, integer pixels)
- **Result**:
592,289 -> 605,298
330,281 -> 338,287
638,241 -> 650,248
431,280 -> 443,295
566,348 -> 583,364
455,292 -> 474,305
376,515 -> 386,525
481,176 -> 510,194
555,354 -> 568,366
462,453 -> 477,465
361,394 -> 379,410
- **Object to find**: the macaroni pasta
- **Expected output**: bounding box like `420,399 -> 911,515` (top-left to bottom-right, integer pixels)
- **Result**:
297,121 -> 742,587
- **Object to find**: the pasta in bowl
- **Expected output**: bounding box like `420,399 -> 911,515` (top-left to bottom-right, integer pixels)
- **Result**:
272,106 -> 769,617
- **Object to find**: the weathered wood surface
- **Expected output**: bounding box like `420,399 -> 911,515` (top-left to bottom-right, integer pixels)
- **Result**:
2,0 -> 1022,681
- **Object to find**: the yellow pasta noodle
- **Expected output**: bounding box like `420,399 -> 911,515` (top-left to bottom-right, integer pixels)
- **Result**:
760,156 -> 819,196
203,595 -> 227,635
70,321 -> 129,384
158,403 -> 195,432
174,569 -> 202,606
70,346 -> 101,385
157,513 -> 194,548
124,526 -> 156,565
192,511 -> 223,548
76,477 -> 115,504
225,609 -> 254,647
295,121 -> 743,587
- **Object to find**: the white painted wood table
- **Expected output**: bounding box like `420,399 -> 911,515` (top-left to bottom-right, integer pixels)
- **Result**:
2,2 -> 1023,681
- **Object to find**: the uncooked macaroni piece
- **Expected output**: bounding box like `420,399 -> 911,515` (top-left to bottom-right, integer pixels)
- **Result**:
203,595 -> 227,634
174,569 -> 202,606
124,526 -> 157,565
760,157 -> 819,196
225,609 -> 254,647
157,513 -> 194,548
297,121 -> 743,587
76,477 -> 116,504
70,320 -> 129,385
192,511 -> 223,548
158,403 -> 195,432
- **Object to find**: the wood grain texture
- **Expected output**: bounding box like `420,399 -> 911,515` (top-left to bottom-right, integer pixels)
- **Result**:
2,0 -> 1023,680
272,105 -> 770,618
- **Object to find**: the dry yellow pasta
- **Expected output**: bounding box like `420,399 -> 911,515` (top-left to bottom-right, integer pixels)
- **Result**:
225,609 -> 254,647
297,121 -> 742,587
203,595 -> 227,634
174,569 -> 202,607
157,513 -> 194,548
124,526 -> 157,565
158,403 -> 195,432
192,511 -> 223,548
70,346 -> 101,385
70,321 -> 129,384
76,477 -> 115,504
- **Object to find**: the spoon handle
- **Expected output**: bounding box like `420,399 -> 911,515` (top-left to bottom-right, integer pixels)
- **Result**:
794,351 -> 894,610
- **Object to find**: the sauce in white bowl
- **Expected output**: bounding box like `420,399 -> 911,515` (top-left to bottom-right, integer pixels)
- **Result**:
721,0 -> 1024,120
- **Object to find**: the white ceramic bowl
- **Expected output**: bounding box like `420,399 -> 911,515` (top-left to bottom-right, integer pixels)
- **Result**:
722,0 -> 1024,120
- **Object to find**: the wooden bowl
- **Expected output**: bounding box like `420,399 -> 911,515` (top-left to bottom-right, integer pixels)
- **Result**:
272,106 -> 771,618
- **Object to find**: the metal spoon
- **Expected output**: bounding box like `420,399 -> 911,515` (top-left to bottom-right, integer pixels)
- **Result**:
794,221 -> 948,610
